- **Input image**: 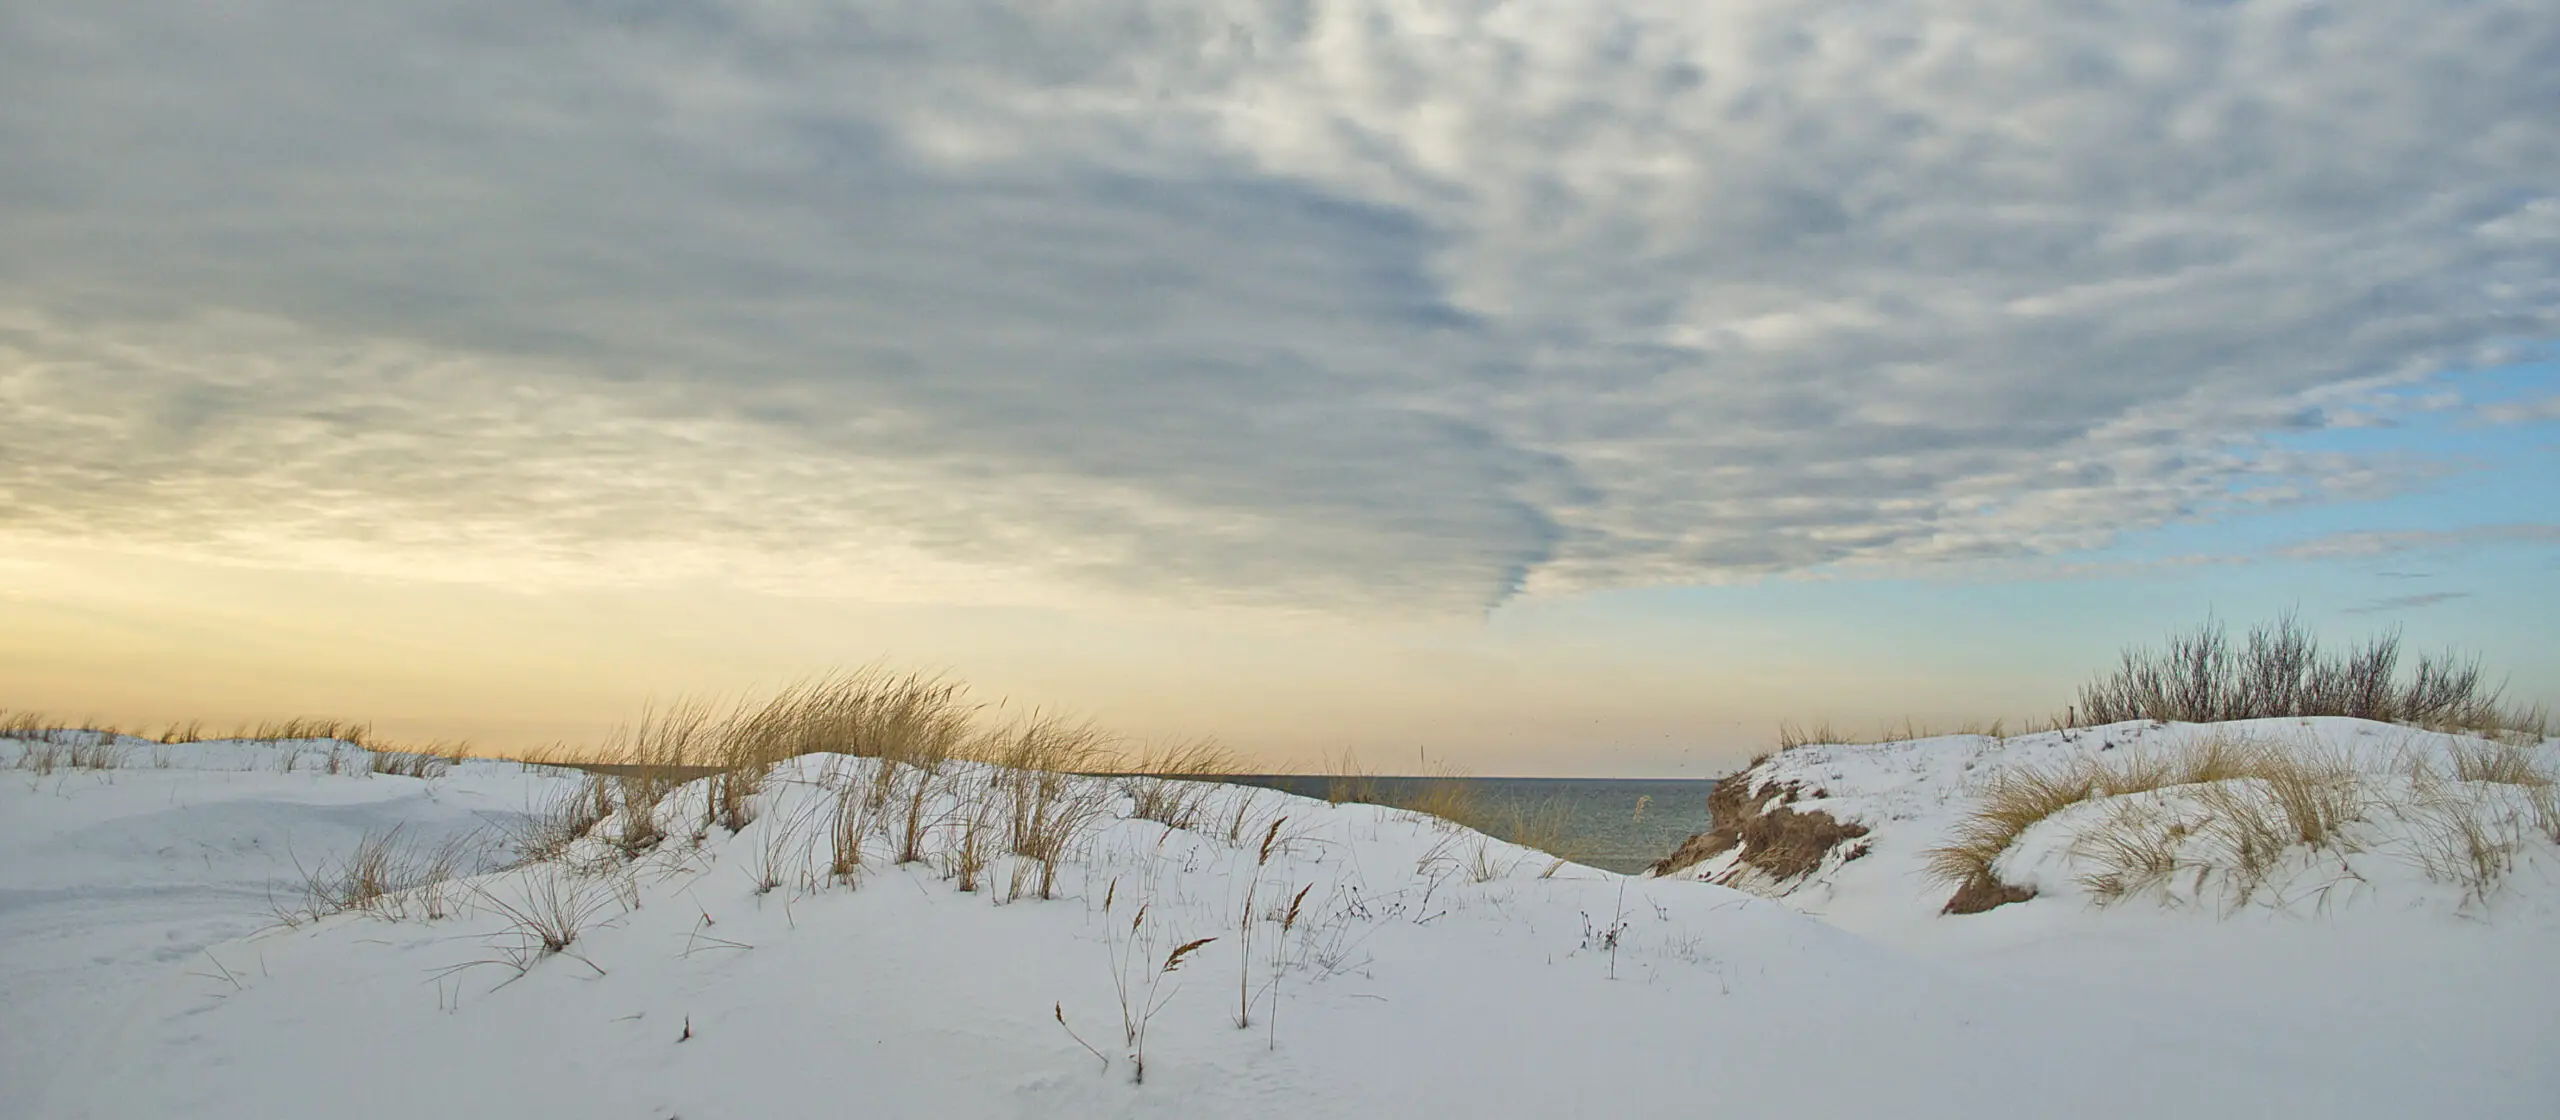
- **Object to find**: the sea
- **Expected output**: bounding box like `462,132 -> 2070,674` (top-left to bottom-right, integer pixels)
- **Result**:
575,762 -> 1723,875
1212,776 -> 1721,875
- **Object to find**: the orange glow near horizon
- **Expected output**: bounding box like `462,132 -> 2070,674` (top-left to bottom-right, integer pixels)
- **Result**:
0,539 -> 2066,777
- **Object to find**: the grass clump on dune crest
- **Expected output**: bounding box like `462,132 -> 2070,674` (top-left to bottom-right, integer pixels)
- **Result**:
1322,748 -> 1379,807
1929,735 -> 2387,912
1933,733 -> 2558,911
1396,755 -> 1488,834
1118,738 -> 1239,830
998,718 -> 1115,900
237,717 -> 376,747
1924,759 -> 2099,910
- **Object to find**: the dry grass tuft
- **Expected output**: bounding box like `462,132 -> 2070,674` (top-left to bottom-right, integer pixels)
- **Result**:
239,717 -> 374,747
1322,748 -> 1379,806
826,774 -> 872,886
2450,740 -> 2552,788
2386,750 -> 2554,901
473,865 -> 617,955
1395,756 -> 1487,834
2040,736 -> 2554,909
602,700 -> 724,853
507,775 -> 617,865
994,717 -> 1114,900
279,825 -> 478,925
1772,717 -> 2012,756
1929,735 -> 2373,911
1119,738 -> 1239,830
2,721 -> 135,773
889,762 -> 941,865
1773,721 -> 1843,754
1924,760 -> 2098,896
1501,795 -> 1582,875
369,751 -> 453,779
721,670 -> 977,773
0,709 -> 50,741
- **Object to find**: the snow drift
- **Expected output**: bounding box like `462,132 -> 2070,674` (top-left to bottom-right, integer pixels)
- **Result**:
6,723 -> 2557,1118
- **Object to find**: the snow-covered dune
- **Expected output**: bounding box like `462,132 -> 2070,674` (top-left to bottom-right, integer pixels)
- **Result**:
1655,717 -> 2560,1114
7,726 -> 2556,1118
0,737 -> 560,1120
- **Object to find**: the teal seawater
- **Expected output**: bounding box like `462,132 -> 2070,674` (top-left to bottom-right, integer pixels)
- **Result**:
1214,776 -> 1719,875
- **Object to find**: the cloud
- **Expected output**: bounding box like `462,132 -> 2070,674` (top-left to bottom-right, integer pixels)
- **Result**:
3,2 -> 2556,610
2476,395 -> 2560,425
2344,591 -> 2474,615
2279,524 -> 2560,561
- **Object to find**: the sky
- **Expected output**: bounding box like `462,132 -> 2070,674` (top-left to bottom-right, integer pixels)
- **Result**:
3,1 -> 2555,775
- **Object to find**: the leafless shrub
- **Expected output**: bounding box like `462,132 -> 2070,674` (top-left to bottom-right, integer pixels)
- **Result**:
2074,612 -> 2535,732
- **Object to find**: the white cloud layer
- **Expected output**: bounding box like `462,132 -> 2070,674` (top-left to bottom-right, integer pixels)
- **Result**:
3,1 -> 2555,610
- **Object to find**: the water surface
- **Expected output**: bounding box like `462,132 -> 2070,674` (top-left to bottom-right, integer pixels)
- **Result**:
1215,776 -> 1718,875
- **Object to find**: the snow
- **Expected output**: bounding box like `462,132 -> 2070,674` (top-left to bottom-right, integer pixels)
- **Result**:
1659,717 -> 2560,1113
6,723 -> 2556,1118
